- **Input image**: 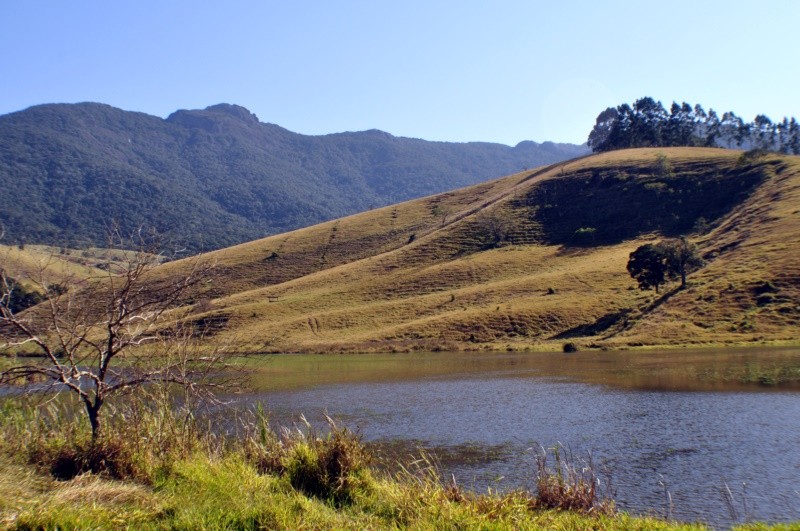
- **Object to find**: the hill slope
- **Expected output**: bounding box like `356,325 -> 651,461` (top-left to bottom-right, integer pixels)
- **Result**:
0,103 -> 586,251
154,147 -> 799,351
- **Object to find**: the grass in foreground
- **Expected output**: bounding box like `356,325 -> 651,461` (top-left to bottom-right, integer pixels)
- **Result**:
0,398 -> 788,530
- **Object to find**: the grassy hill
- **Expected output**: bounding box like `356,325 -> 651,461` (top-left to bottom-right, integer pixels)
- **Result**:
0,244 -> 112,288
0,103 -> 586,252
143,148 -> 800,351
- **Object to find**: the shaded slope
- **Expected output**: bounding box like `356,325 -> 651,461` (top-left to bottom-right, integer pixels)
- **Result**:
157,148 -> 799,351
0,103 -> 587,251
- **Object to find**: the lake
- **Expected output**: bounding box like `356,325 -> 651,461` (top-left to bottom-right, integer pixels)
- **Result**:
221,348 -> 800,528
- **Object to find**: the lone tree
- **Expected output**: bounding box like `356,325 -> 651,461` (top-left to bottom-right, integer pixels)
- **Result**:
626,243 -> 669,293
627,237 -> 703,293
0,234 -> 228,440
475,210 -> 512,249
660,237 -> 704,289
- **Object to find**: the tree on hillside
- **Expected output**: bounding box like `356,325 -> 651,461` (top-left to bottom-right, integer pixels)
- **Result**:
660,237 -> 704,289
587,107 -> 619,152
0,234 -> 230,440
627,243 -> 669,293
753,114 -> 776,150
627,238 -> 703,294
789,118 -> 800,155
703,109 -> 721,147
666,102 -> 698,147
475,210 -> 512,249
719,112 -> 744,148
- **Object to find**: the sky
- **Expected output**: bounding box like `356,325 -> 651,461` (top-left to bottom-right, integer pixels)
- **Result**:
2,1 -> 799,146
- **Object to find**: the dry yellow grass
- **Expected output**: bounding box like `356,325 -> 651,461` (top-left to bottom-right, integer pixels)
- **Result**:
150,147 -> 799,352
0,244 -> 106,286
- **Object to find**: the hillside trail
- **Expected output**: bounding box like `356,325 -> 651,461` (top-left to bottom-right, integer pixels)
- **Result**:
417,154 -> 595,241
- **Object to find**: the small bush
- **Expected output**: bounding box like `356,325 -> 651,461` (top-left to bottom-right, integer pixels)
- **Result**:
572,227 -> 597,245
532,445 -> 614,515
562,342 -> 578,353
737,148 -> 769,165
754,281 -> 778,295
654,154 -> 673,178
44,435 -> 138,481
282,418 -> 371,504
756,293 -> 776,307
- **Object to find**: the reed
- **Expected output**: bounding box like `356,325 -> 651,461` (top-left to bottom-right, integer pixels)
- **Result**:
532,444 -> 615,515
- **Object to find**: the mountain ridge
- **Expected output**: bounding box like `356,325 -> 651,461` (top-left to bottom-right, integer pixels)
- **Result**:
0,102 -> 586,252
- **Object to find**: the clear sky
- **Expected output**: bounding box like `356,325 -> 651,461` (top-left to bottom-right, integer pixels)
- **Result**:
2,1 -> 798,145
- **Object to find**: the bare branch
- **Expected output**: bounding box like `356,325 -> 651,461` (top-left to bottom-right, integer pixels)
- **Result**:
1,231 -> 230,440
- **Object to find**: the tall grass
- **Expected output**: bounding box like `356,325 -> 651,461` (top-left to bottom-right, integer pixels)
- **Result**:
0,397 -> 713,529
0,391 -> 210,483
240,409 -> 372,504
532,444 -> 615,515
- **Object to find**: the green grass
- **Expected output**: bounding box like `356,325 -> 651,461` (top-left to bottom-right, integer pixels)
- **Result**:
1,452 -> 710,530
0,399 -> 721,530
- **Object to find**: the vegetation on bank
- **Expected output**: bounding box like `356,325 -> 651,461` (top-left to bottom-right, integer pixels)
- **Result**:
0,397 -> 713,530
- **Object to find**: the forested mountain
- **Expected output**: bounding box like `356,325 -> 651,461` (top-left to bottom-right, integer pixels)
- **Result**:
0,103 -> 587,251
588,97 -> 800,154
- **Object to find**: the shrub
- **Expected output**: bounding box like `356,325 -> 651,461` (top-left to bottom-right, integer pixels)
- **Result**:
562,342 -> 578,353
754,281 -> 778,295
241,405 -> 285,475
756,293 -> 776,307
572,227 -> 597,245
282,417 -> 372,504
532,445 -> 614,515
45,434 -> 138,481
737,148 -> 769,165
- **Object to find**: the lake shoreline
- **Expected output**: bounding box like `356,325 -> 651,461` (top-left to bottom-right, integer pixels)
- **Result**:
227,338 -> 800,356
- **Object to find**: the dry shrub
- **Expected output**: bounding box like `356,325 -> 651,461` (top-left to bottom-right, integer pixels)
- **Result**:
532,444 -> 614,515
45,434 -> 138,481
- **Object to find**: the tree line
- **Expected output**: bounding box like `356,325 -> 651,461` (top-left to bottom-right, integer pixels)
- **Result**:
588,97 -> 800,154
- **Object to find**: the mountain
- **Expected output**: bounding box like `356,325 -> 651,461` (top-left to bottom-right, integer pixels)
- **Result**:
150,147 -> 799,351
0,103 -> 587,251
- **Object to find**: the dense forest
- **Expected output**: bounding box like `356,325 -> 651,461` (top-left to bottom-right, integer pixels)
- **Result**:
0,103 -> 586,252
588,97 -> 800,154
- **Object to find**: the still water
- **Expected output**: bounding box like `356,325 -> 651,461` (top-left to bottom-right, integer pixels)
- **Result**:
224,348 -> 800,527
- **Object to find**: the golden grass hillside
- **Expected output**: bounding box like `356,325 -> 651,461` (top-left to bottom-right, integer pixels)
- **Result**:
154,147 -> 799,352
0,244 -> 111,289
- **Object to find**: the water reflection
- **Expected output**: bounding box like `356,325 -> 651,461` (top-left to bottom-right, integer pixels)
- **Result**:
223,348 -> 800,527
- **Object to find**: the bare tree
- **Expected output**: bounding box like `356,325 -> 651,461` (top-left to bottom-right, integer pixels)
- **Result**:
0,234 -> 229,440
475,210 -> 512,249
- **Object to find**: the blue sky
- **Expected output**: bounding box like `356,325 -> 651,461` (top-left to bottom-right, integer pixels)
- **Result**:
2,1 -> 798,145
